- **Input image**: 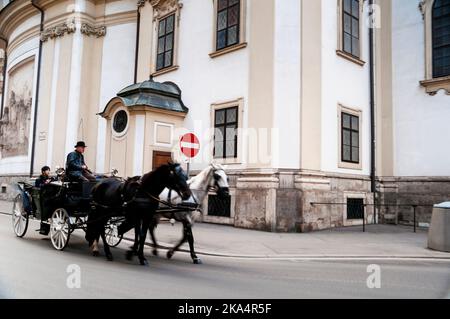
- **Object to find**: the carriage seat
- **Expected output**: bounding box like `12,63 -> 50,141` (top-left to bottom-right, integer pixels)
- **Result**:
63,176 -> 97,200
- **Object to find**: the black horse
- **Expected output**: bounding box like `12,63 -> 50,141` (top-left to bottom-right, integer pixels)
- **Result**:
131,164 -> 230,264
86,163 -> 192,265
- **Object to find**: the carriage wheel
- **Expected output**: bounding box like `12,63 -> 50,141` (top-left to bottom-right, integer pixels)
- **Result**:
50,208 -> 71,251
12,194 -> 29,238
105,218 -> 123,247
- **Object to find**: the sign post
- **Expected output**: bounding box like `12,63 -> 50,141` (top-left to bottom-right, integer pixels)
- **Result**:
180,133 -> 200,176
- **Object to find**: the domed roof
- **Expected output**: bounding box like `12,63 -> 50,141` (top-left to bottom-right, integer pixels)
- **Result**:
99,78 -> 189,116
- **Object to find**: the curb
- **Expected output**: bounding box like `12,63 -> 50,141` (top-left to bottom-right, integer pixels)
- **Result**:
121,236 -> 450,261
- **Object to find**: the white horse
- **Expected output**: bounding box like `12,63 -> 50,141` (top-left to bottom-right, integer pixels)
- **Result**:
132,163 -> 230,264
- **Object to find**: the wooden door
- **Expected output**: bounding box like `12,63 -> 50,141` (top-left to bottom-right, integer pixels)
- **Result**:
152,151 -> 172,170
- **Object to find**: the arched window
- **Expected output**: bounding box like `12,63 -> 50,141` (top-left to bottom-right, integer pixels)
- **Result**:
432,0 -> 450,78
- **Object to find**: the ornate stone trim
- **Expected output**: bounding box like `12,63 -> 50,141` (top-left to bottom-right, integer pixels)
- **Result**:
151,0 -> 183,19
419,0 -> 428,18
80,23 -> 106,38
420,76 -> 450,96
41,20 -> 76,42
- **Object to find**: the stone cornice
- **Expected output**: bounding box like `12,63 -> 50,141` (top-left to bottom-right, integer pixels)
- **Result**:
0,0 -> 39,40
103,11 -> 137,26
40,19 -> 76,42
1,1 -> 136,41
80,23 -> 106,38
6,26 -> 40,56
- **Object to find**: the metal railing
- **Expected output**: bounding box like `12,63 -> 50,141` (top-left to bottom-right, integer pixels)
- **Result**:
310,202 -> 432,233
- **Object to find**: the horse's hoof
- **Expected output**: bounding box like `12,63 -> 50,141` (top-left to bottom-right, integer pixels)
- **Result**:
139,258 -> 149,266
193,258 -> 202,265
125,250 -> 135,261
167,251 -> 174,259
106,254 -> 114,262
152,249 -> 158,256
92,251 -> 100,257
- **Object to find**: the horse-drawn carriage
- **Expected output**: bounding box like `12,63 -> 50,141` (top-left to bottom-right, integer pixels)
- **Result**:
11,163 -> 230,265
11,168 -> 123,251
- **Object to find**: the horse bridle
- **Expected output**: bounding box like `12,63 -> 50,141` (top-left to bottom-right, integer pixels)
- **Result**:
129,164 -> 195,209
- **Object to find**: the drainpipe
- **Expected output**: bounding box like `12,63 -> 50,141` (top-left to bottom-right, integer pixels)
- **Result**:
0,35 -> 7,118
134,4 -> 141,84
368,0 -> 377,222
29,0 -> 44,178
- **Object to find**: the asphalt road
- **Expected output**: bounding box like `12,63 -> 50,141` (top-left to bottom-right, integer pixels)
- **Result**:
0,214 -> 449,299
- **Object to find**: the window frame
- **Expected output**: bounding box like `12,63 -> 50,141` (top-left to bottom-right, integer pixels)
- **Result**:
210,0 -> 247,58
111,106 -> 130,139
213,106 -> 238,160
155,13 -> 176,72
420,0 -> 450,95
336,0 -> 365,66
432,0 -> 450,78
343,193 -> 369,226
204,187 -> 236,225
216,0 -> 241,51
341,112 -> 360,164
210,98 -> 244,165
151,5 -> 181,77
338,105 -> 362,170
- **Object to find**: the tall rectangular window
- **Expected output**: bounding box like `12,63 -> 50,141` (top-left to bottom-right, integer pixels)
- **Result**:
432,0 -> 450,78
216,0 -> 240,51
156,14 -> 175,71
342,0 -> 360,58
341,112 -> 360,164
214,106 -> 238,159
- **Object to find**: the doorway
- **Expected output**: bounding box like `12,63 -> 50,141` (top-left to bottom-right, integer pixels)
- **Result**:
152,151 -> 172,170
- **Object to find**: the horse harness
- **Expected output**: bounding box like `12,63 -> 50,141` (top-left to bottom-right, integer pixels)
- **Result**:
92,177 -> 200,220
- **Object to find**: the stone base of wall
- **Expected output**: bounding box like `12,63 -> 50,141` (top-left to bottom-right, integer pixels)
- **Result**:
0,175 -> 29,201
224,171 -> 450,233
378,176 -> 450,226
214,169 -> 375,233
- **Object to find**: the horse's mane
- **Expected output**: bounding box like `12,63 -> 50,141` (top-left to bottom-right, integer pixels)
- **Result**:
188,165 -> 213,190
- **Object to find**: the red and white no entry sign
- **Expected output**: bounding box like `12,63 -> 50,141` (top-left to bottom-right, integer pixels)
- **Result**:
180,133 -> 200,158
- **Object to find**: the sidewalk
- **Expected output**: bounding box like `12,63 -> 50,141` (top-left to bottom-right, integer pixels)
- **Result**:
1,200 -> 449,259
136,221 -> 450,259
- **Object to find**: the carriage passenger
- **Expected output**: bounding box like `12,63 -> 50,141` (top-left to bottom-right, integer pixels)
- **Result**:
35,166 -> 56,188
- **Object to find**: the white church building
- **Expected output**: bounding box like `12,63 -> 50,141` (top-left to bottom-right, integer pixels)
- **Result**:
0,0 -> 449,232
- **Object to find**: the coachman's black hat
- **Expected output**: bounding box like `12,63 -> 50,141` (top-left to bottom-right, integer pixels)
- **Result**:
74,141 -> 87,148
